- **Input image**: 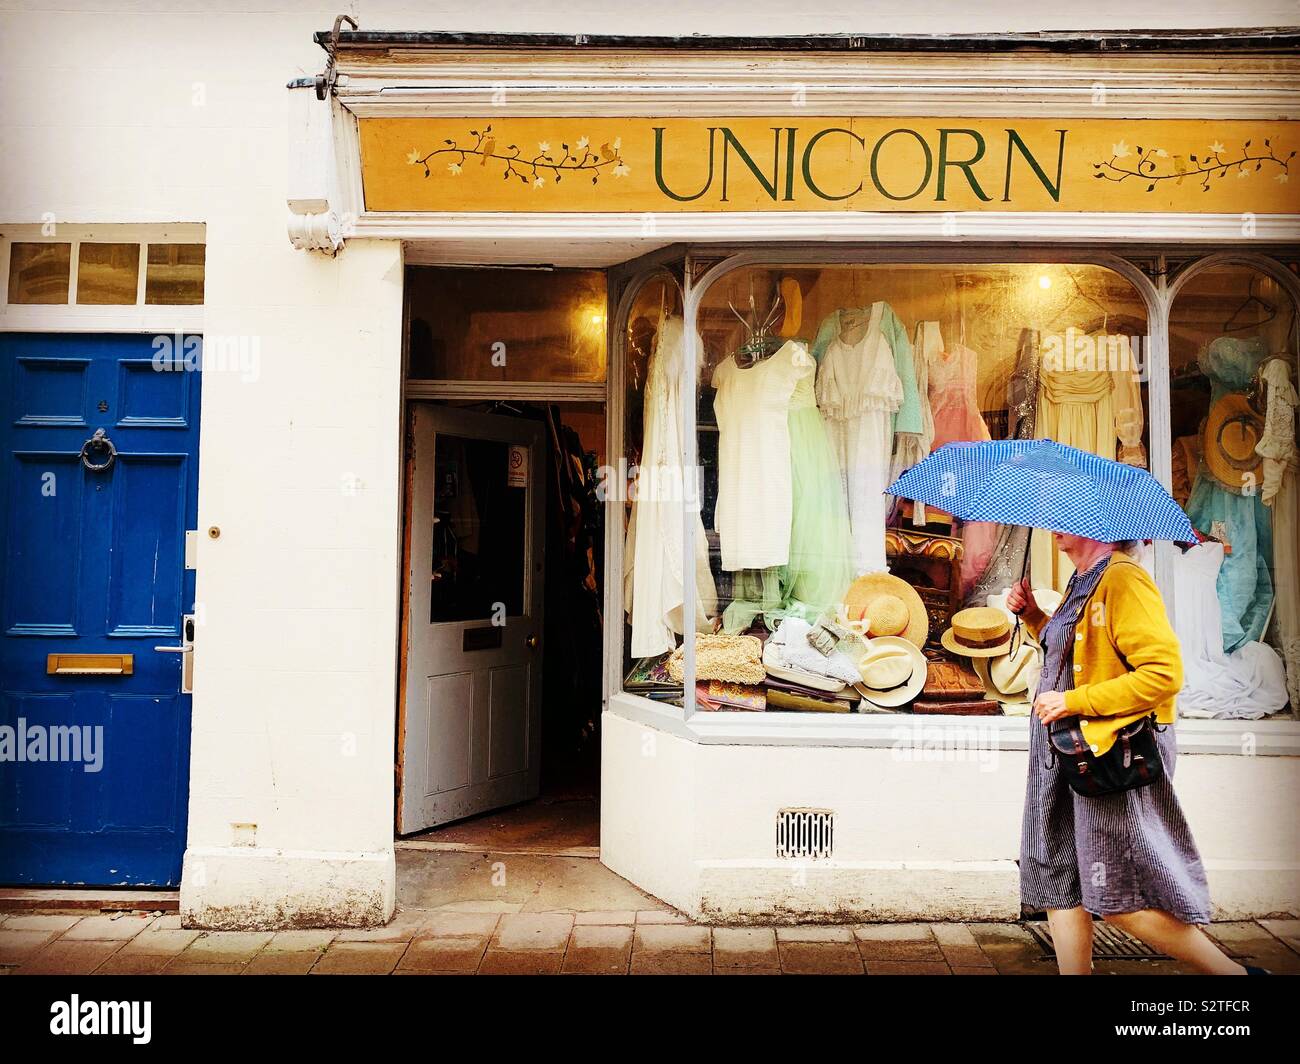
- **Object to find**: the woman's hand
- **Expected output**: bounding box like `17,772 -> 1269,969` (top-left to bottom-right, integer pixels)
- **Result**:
1033,690 -> 1071,725
1006,577 -> 1045,626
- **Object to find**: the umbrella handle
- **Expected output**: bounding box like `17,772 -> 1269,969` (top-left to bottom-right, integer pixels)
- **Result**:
1007,538 -> 1034,657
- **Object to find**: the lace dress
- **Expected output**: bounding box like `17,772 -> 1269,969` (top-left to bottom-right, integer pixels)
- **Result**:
968,328 -> 1040,606
814,303 -> 906,575
624,316 -> 718,656
1256,356 -> 1299,709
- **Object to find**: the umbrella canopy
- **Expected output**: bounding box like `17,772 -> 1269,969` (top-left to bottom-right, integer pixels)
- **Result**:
886,439 -> 1197,544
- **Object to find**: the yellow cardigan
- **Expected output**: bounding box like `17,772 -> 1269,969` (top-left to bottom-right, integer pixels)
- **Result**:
1025,552 -> 1182,756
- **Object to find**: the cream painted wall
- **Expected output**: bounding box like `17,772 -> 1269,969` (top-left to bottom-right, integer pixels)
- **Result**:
0,5 -> 408,926
603,710 -> 1300,923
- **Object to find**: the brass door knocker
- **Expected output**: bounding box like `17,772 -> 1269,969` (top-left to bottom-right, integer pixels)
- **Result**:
80,428 -> 117,472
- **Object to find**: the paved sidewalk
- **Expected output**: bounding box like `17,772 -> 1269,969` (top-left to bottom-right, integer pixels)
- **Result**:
3,909 -> 1298,976
5,850 -> 1297,975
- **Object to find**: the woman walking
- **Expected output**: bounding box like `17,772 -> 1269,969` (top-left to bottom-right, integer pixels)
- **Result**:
1008,533 -> 1257,975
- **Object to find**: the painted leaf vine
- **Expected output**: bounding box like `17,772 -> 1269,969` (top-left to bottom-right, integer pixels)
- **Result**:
406,125 -> 630,189
1093,138 -> 1293,192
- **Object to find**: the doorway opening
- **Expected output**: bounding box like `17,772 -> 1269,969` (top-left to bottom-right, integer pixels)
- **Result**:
395,264 -> 609,856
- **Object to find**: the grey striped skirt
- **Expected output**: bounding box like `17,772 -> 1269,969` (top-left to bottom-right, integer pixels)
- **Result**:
1020,720 -> 1213,925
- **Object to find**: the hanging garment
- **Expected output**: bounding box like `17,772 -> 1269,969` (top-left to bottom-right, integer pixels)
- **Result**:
926,338 -> 1001,596
1169,543 -> 1288,719
1256,356 -> 1299,709
711,338 -> 810,570
811,304 -> 909,574
1030,327 -> 1134,593
968,328 -> 1042,607
887,321 -> 938,526
625,316 -> 718,657
721,346 -> 854,632
1186,336 -> 1274,652
1109,333 -> 1148,468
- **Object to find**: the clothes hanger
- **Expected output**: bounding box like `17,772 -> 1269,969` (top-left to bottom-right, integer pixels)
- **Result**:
1224,273 -> 1277,333
728,285 -> 784,367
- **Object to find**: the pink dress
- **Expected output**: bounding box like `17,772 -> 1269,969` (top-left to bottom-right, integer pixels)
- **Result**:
927,342 -> 998,597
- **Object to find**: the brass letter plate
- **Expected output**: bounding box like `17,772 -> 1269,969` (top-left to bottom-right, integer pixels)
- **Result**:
46,653 -> 134,676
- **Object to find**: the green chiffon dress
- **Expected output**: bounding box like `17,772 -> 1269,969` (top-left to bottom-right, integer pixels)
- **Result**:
723,357 -> 854,631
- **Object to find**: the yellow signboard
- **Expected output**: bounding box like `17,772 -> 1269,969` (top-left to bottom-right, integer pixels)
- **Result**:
360,117 -> 1299,214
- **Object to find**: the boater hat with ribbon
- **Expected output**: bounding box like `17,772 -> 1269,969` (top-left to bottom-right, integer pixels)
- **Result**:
940,606 -> 1014,659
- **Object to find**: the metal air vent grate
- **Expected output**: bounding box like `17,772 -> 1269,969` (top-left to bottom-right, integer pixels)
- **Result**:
776,808 -> 834,859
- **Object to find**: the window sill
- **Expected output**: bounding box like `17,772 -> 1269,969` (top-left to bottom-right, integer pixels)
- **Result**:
607,691 -> 1300,756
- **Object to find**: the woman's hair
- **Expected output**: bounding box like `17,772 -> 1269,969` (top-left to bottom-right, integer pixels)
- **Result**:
1114,539 -> 1148,557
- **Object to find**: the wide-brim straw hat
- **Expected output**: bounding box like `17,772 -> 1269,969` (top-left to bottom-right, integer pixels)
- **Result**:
1203,392 -> 1265,492
940,606 -> 1014,658
856,636 -> 928,708
840,572 -> 929,649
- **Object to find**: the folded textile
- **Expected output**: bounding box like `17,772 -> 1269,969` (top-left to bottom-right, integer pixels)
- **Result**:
767,617 -> 863,682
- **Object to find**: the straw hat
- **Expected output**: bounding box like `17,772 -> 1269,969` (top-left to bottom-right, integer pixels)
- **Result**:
973,640 -> 1041,699
940,606 -> 1013,658
1203,392 -> 1264,493
856,636 -> 928,708
840,572 -> 929,648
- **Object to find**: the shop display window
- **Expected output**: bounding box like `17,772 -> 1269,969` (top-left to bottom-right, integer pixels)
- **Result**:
619,254 -> 1298,721
1168,264 -> 1299,718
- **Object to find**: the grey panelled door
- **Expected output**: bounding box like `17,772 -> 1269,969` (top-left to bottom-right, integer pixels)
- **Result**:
399,404 -> 544,833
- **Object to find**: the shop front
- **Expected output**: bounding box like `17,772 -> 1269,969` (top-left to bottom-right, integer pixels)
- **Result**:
279,30 -> 1300,926
7,19 -> 1296,930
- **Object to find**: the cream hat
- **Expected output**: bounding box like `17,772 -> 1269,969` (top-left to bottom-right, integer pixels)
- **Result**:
990,641 -> 1040,696
856,636 -> 927,708
973,641 -> 1042,712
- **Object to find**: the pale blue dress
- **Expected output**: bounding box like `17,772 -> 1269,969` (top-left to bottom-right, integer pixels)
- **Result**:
1185,336 -> 1273,652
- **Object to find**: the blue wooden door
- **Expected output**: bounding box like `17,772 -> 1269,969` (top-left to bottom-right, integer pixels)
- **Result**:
0,333 -> 200,886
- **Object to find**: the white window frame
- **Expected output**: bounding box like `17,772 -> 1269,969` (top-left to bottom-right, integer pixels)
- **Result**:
606,242 -> 1300,756
0,223 -> 205,334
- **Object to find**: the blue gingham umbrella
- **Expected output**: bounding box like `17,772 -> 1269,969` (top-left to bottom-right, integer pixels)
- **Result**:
886,439 -> 1197,544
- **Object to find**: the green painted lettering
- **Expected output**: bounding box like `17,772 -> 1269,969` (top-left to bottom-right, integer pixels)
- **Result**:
719,127 -> 782,202
1003,128 -> 1068,202
936,128 -> 992,202
800,127 -> 865,201
653,126 -> 716,202
869,128 -> 932,202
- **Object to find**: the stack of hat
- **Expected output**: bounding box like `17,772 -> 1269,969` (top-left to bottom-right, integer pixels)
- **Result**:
839,573 -> 931,711
974,586 -> 1061,713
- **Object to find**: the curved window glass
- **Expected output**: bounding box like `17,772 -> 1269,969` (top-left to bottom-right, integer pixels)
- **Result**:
1169,263 -> 1298,718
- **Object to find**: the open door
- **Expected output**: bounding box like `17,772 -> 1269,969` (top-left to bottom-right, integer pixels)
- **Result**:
398,403 -> 545,834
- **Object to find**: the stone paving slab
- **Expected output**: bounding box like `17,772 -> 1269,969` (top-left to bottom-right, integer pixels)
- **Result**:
2,908 -> 1297,976
562,924 -> 633,974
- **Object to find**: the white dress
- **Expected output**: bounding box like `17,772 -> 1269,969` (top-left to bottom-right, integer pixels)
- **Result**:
1170,543 -> 1288,719
815,303 -> 905,575
1256,357 -> 1299,710
624,316 -> 718,657
711,340 -> 811,571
